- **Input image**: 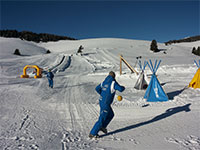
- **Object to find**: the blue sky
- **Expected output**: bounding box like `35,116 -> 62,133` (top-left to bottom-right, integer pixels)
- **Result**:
1,0 -> 199,42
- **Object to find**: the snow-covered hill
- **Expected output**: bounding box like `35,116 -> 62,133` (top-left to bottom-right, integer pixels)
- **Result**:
0,38 -> 47,59
0,37 -> 200,150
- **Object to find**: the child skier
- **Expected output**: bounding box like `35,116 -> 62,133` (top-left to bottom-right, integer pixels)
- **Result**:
47,69 -> 54,88
89,71 -> 125,139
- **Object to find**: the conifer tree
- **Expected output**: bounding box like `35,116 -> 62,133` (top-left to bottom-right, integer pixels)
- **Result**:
13,49 -> 21,55
150,40 -> 159,52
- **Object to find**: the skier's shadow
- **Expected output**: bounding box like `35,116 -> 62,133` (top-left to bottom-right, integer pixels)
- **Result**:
100,103 -> 191,138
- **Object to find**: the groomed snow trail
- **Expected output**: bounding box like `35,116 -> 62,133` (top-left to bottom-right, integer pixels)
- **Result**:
35,54 -> 104,149
0,53 -> 108,150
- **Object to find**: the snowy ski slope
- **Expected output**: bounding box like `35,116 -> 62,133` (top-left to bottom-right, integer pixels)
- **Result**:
0,37 -> 200,150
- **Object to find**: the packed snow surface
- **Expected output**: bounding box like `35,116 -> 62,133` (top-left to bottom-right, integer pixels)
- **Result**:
0,37 -> 200,150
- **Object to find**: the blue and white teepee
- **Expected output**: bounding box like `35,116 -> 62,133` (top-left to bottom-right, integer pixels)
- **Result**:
144,60 -> 168,102
134,60 -> 148,90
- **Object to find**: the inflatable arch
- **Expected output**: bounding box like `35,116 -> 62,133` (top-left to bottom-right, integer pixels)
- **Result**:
21,65 -> 42,78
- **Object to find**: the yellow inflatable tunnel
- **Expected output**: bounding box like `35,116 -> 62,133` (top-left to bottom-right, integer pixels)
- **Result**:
21,65 -> 42,78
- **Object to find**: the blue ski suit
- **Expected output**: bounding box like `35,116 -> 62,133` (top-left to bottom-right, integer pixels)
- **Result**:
90,75 -> 125,136
47,71 -> 54,88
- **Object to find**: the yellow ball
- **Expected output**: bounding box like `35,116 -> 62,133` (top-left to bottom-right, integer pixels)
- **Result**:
117,95 -> 123,101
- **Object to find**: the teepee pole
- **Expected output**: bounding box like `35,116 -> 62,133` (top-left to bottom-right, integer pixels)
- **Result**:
138,60 -> 142,70
155,60 -> 162,72
143,61 -> 148,70
194,60 -> 199,68
153,60 -> 158,71
148,59 -> 154,73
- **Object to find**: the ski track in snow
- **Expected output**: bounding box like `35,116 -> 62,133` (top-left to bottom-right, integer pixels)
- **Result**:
166,135 -> 200,150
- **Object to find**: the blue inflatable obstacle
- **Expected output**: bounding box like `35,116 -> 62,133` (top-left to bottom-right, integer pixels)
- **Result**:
144,60 -> 168,102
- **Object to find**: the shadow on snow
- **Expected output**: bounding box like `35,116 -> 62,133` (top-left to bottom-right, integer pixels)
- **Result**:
167,87 -> 186,100
100,103 -> 191,138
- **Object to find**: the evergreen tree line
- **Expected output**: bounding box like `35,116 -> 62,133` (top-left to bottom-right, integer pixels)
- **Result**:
164,35 -> 200,45
150,40 -> 200,56
0,30 -> 77,43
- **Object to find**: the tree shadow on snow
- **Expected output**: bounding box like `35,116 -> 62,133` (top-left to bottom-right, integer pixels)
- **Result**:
82,52 -> 96,56
158,49 -> 167,52
20,54 -> 31,56
100,103 -> 191,138
167,87 -> 186,100
160,81 -> 172,86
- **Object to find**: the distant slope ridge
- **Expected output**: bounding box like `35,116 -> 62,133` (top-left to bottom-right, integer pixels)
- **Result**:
165,35 -> 200,45
0,29 -> 77,43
